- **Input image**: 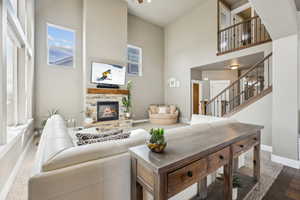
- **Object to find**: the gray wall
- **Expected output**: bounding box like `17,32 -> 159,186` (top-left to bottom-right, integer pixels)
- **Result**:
201,70 -> 238,83
35,0 -> 165,124
35,0 -> 83,127
164,0 -> 272,123
231,93 -> 272,146
127,14 -> 165,119
84,0 -> 128,89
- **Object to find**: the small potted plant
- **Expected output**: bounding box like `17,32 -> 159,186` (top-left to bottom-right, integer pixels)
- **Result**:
147,128 -> 167,153
232,174 -> 242,200
122,80 -> 133,119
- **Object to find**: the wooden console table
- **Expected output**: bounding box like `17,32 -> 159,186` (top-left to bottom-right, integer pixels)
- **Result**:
129,123 -> 263,200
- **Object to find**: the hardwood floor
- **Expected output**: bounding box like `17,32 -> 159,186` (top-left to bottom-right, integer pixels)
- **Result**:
263,166 -> 300,200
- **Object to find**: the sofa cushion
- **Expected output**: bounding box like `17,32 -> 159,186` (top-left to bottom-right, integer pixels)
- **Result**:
41,129 -> 149,171
158,106 -> 169,114
150,113 -> 178,119
169,105 -> 177,114
41,115 -> 74,172
149,105 -> 158,114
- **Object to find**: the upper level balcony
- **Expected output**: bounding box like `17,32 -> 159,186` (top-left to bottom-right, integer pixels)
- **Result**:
217,0 -> 272,55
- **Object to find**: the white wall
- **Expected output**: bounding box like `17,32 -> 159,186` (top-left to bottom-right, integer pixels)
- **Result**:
127,14 -> 165,120
164,0 -> 272,122
272,34 -> 299,160
35,0 -> 83,127
231,93 -> 272,146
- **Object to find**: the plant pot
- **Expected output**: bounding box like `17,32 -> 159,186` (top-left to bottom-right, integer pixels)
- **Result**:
147,142 -> 167,153
84,117 -> 94,124
232,187 -> 238,200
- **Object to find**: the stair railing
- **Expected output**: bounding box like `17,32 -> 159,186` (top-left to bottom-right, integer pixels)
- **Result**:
218,16 -> 271,55
206,53 -> 272,117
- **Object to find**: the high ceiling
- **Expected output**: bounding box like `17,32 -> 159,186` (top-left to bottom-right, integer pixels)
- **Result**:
295,0 -> 300,10
126,0 -> 204,27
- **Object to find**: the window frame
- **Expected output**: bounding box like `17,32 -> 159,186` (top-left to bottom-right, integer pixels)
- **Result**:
46,23 -> 76,69
6,29 -> 20,127
127,44 -> 143,77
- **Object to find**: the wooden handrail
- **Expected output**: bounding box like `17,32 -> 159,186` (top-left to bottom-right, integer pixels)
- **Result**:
207,52 -> 272,105
218,16 -> 259,33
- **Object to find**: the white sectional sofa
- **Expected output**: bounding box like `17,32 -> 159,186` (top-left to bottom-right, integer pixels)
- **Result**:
29,115 -> 239,200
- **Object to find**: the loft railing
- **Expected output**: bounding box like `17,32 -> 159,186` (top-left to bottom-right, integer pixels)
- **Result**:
206,53 -> 272,117
218,16 -> 271,55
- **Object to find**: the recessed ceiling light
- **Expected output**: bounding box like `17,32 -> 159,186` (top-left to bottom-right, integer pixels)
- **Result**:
227,64 -> 240,70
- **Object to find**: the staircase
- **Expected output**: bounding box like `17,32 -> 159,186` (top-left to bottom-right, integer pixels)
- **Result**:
206,53 -> 272,117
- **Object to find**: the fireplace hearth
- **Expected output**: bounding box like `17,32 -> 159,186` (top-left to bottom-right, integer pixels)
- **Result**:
97,101 -> 119,122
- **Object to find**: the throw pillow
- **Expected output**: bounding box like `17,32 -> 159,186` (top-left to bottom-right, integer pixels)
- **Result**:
77,131 -> 131,146
149,105 -> 158,114
76,129 -> 123,140
170,105 -> 177,114
158,106 -> 168,114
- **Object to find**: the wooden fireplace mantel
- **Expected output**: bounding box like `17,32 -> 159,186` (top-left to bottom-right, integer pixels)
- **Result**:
87,88 -> 129,95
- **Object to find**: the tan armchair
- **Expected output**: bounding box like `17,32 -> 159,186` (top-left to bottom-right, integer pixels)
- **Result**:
148,105 -> 179,125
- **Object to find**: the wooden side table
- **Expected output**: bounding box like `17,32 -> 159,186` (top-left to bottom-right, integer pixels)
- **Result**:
129,123 -> 262,200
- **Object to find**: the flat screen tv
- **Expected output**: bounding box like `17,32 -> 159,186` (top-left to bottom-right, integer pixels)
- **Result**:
91,62 -> 126,86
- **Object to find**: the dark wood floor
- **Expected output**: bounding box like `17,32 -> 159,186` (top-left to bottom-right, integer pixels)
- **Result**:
263,166 -> 300,200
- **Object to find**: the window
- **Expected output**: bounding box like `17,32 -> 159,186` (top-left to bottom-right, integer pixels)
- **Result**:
47,24 -> 76,68
6,36 -> 18,126
127,45 -> 142,76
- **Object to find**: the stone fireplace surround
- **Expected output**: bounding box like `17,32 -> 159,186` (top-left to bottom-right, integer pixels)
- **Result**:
85,88 -> 133,131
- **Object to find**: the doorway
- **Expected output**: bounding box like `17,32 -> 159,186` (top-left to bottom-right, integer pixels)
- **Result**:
192,82 -> 200,114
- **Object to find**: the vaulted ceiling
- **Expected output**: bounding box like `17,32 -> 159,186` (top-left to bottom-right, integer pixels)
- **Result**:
125,0 -> 203,27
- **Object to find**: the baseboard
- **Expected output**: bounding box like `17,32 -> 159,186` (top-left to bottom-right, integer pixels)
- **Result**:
0,134 -> 34,200
271,154 -> 300,169
133,119 -> 149,124
261,144 -> 273,152
180,117 -> 190,124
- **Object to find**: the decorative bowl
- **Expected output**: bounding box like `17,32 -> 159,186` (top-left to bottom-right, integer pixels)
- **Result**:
147,142 -> 167,153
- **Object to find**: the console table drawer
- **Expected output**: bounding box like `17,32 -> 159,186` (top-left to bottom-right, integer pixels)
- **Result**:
207,147 -> 230,173
233,135 -> 259,157
167,159 -> 207,197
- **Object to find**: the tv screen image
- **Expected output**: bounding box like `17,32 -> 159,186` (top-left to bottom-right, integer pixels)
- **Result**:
91,62 -> 126,85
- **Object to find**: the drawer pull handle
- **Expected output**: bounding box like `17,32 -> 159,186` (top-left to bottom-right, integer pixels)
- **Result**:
219,155 -> 224,160
239,145 -> 244,148
187,171 -> 193,177
253,137 -> 257,141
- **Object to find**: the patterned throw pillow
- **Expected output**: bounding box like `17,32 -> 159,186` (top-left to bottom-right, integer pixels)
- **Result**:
76,129 -> 123,140
77,131 -> 131,146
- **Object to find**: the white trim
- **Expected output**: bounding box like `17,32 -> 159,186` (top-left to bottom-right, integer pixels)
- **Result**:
46,23 -> 76,69
133,119 -> 149,124
0,134 -> 34,200
231,2 -> 251,15
261,144 -> 273,152
271,154 -> 300,169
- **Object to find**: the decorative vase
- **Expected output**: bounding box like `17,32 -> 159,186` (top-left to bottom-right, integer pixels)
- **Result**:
84,117 -> 93,124
232,188 -> 238,200
147,142 -> 167,153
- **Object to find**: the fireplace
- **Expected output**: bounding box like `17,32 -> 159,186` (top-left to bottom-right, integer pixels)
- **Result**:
97,101 -> 119,122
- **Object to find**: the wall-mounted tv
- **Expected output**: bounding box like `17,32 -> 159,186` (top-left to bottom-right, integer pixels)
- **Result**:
91,62 -> 126,86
